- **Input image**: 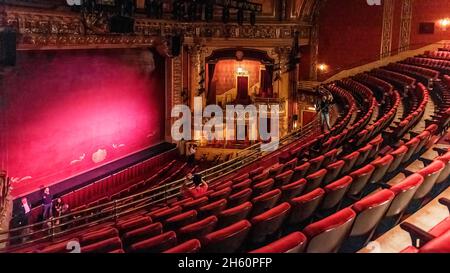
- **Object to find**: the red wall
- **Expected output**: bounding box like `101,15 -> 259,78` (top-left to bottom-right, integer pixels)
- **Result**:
317,0 -> 383,80
213,60 -> 261,95
0,49 -> 165,196
410,0 -> 450,49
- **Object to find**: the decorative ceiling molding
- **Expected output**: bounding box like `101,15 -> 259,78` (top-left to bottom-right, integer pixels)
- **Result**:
1,5 -> 311,51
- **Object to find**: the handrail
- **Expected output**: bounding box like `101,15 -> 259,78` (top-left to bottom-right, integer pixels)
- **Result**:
0,111 -> 324,250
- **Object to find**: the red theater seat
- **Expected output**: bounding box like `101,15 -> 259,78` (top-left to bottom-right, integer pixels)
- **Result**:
129,231 -> 177,253
164,239 -> 201,253
182,197 -> 209,211
251,189 -> 282,216
202,220 -> 251,253
435,151 -> 450,184
269,163 -> 284,177
387,145 -> 408,173
231,179 -> 252,194
305,169 -> 327,193
414,161 -> 446,200
249,232 -> 307,253
122,222 -> 163,248
419,230 -> 450,253
402,137 -> 421,163
38,239 -> 78,253
228,188 -> 253,207
218,202 -> 253,228
369,155 -> 394,184
292,162 -> 311,181
79,227 -> 119,246
208,187 -> 232,202
249,167 -> 265,178
288,188 -> 325,225
164,210 -> 198,231
280,179 -> 307,203
214,181 -> 233,191
346,190 -> 395,248
249,203 -> 291,244
348,164 -> 375,197
303,208 -> 356,253
148,206 -> 182,222
198,199 -> 228,218
252,178 -> 275,197
283,158 -> 298,172
116,216 -> 152,235
355,144 -> 373,167
252,171 -> 270,184
274,170 -> 294,188
323,149 -> 339,167
385,174 -> 424,221
321,176 -> 353,211
233,173 -> 250,184
177,216 -> 218,242
308,156 -> 325,174
324,160 -> 345,185
341,152 -> 360,174
82,237 -> 123,253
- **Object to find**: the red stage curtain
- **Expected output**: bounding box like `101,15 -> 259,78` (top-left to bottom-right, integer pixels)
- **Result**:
236,76 -> 250,104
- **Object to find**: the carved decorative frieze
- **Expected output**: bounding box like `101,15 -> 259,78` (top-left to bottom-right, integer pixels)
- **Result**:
380,0 -> 395,59
398,0 -> 413,53
1,6 -> 311,50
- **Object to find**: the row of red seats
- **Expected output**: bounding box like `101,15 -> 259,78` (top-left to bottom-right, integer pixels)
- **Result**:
424,50 -> 450,61
402,57 -> 450,74
385,63 -> 440,82
370,68 -> 417,90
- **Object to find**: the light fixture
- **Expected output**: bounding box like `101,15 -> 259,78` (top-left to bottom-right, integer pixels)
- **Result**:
318,64 -> 328,72
439,18 -> 450,31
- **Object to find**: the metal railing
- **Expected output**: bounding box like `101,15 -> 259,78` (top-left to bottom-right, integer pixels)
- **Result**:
0,113 -> 324,251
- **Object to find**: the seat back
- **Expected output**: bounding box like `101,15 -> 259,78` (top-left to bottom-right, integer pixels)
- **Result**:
305,169 -> 327,193
122,223 -> 163,248
288,188 -> 325,225
148,206 -> 183,223
228,188 -> 253,207
164,210 -> 198,231
129,231 -> 177,253
208,187 -> 232,202
249,203 -> 291,244
387,145 -> 408,173
82,237 -> 123,253
354,144 -> 373,167
386,174 -> 424,217
308,156 -> 325,174
202,220 -> 251,253
348,164 -> 375,196
292,162 -> 311,181
177,216 -> 218,243
414,161 -> 446,199
303,208 -> 356,253
402,137 -> 420,163
249,232 -> 307,253
419,230 -> 450,253
341,152 -> 360,174
435,151 -> 450,184
218,202 -> 253,228
164,239 -> 201,253
350,190 -> 395,237
252,178 -> 275,197
182,197 -> 209,211
274,170 -> 294,188
198,199 -> 228,218
251,189 -> 282,217
324,160 -> 345,185
279,179 -> 307,203
322,176 -> 353,210
369,155 -> 394,184
231,179 -> 252,194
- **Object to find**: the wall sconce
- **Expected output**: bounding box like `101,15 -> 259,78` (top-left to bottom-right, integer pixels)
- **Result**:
317,64 -> 328,73
439,18 -> 450,31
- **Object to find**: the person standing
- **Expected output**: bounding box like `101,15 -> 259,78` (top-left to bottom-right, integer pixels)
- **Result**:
316,89 -> 333,132
186,144 -> 197,165
17,197 -> 32,243
42,187 -> 53,220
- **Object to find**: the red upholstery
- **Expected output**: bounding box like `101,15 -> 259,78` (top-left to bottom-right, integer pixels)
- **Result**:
164,239 -> 201,253
208,187 -> 232,202
148,206 -> 183,222
389,174 -> 424,195
122,222 -> 163,247
129,231 -> 177,253
228,188 -> 253,207
428,217 -> 450,237
324,160 -> 345,184
288,188 -> 325,224
293,162 -> 311,180
233,173 -> 250,184
182,197 -> 209,211
38,239 -> 78,253
341,152 -> 360,174
178,216 -> 218,242
352,190 -> 395,213
249,167 -> 265,178
198,199 -> 228,218
214,181 -> 233,191
218,201 -> 253,228
322,176 -> 353,210
419,230 -> 450,253
252,171 -> 270,184
82,237 -> 123,253
269,163 -> 284,177
249,203 -> 291,244
79,227 -> 119,246
305,169 -> 327,193
280,178 -> 307,202
164,210 -> 198,230
274,170 -> 294,187
116,216 -> 152,234
369,155 -> 394,184
232,179 -> 252,193
303,208 -> 356,253
252,178 -> 275,196
387,145 -> 408,173
202,220 -> 252,253
308,155 -> 325,174
249,232 -> 307,253
251,189 -> 282,216
348,164 -> 375,196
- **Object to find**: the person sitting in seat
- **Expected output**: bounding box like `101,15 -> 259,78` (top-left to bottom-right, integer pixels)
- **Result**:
181,173 -> 208,199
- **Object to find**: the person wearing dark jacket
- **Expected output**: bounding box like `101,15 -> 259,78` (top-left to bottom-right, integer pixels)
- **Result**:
42,187 -> 53,220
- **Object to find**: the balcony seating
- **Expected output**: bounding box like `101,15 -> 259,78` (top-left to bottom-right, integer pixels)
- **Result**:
217,202 -> 253,228
228,188 -> 253,207
164,210 -> 197,231
279,179 -> 307,203
164,239 -> 201,253
177,216 -> 218,242
305,169 -> 328,193
252,179 -> 275,197
249,232 -> 307,253
274,170 -> 294,188
129,231 -> 177,253
82,237 -> 123,253
347,165 -> 375,197
292,162 -> 311,181
208,187 -> 232,202
321,176 -> 353,211
288,188 -> 325,225
250,189 -> 282,217
201,220 -> 251,253
248,203 -> 291,245
324,160 -> 345,185
122,223 -> 163,248
198,199 -> 228,218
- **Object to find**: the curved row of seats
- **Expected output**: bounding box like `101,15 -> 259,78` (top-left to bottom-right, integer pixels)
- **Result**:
402,57 -> 450,75
10,49 -> 450,253
424,50 -> 450,61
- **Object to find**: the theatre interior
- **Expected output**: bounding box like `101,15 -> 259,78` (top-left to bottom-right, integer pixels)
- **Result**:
0,0 -> 450,254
